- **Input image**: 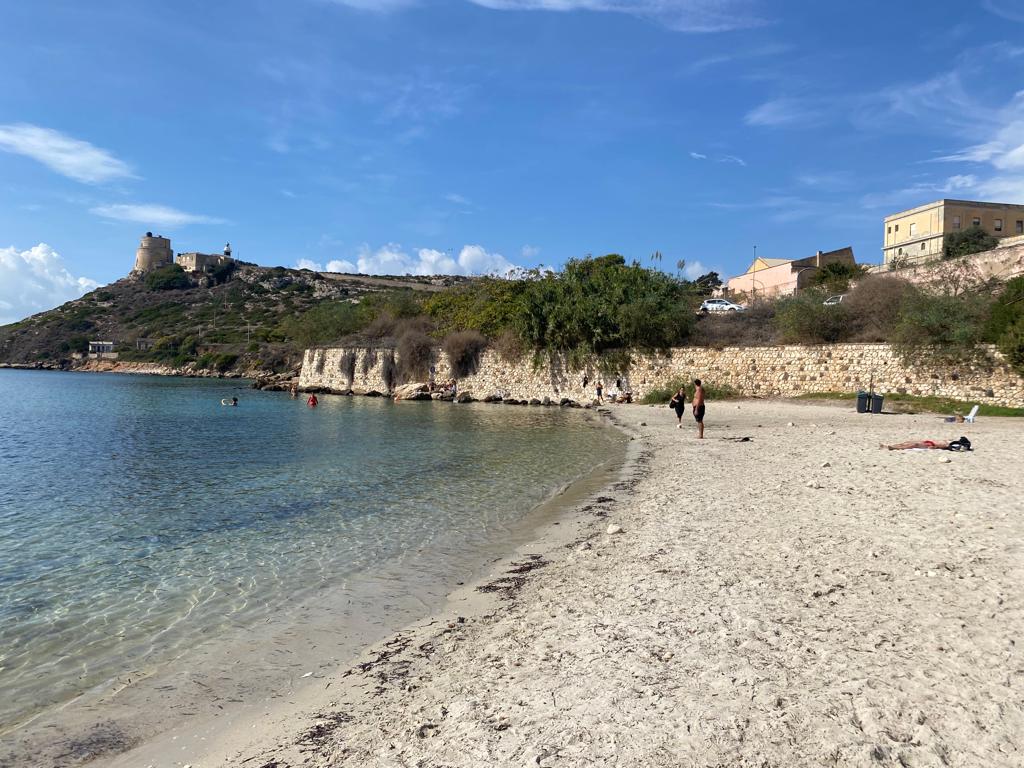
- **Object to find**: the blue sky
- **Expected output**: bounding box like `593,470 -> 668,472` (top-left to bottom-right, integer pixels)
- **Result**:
2,0 -> 1024,322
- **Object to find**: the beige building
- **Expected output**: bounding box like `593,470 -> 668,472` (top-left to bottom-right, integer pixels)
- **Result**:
176,243 -> 233,272
132,233 -> 173,273
883,199 -> 1024,265
725,247 -> 856,298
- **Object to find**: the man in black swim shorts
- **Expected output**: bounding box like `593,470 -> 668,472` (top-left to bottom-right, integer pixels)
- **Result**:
692,378 -> 705,439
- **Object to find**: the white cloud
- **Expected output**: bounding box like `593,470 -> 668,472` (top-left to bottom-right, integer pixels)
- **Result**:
90,203 -> 225,228
0,124 -> 135,184
445,192 -> 471,206
296,243 -> 515,276
719,154 -> 746,166
0,244 -> 99,325
982,0 -> 1024,22
521,244 -> 541,260
744,97 -> 822,127
689,151 -> 708,160
325,0 -> 417,9
682,260 -> 710,280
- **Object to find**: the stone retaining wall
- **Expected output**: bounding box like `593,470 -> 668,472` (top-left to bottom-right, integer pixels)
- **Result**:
300,344 -> 1024,407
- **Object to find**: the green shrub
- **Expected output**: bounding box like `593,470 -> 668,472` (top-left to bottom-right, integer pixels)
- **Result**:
810,262 -> 868,294
841,275 -> 919,342
145,264 -> 191,291
944,226 -> 998,259
774,290 -> 850,343
985,276 -> 1024,342
196,352 -> 239,372
443,330 -> 487,378
892,290 -> 990,364
998,317 -> 1024,374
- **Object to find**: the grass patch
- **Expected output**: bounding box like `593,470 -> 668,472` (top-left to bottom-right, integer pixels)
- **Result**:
796,391 -> 1024,417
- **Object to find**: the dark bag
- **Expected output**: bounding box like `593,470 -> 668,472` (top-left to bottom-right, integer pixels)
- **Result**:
948,436 -> 972,452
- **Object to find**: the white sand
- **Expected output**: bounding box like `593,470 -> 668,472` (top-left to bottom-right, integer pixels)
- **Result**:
111,400 -> 1023,767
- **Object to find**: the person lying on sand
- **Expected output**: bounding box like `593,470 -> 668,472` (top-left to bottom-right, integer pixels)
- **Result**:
882,436 -> 972,451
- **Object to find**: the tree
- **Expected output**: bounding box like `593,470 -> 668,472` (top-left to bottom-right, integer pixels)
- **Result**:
693,271 -> 723,296
944,225 -> 998,259
145,264 -> 191,291
810,262 -> 868,295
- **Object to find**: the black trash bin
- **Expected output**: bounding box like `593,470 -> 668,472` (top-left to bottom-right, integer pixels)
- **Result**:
870,393 -> 884,414
856,391 -> 869,413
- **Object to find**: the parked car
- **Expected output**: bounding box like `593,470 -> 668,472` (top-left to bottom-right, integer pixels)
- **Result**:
699,298 -> 746,313
823,294 -> 846,306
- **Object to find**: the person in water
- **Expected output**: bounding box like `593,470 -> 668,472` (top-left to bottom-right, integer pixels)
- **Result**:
231,396 -> 238,407
289,385 -> 299,399
669,387 -> 686,428
692,378 -> 705,439
307,393 -> 318,408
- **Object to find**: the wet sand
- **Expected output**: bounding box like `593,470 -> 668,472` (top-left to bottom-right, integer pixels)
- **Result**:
107,401 -> 1024,765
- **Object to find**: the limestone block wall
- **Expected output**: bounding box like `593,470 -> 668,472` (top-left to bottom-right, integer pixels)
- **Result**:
300,344 -> 1024,408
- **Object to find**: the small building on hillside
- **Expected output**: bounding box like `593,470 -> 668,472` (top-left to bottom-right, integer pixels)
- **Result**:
883,199 -> 1024,266
87,341 -> 118,360
725,247 -> 856,299
176,243 -> 233,273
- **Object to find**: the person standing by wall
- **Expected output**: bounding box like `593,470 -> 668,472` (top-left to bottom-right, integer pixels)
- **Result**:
669,387 -> 686,428
692,379 -> 705,439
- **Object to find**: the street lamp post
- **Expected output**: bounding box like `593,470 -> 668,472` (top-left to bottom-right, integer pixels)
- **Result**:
751,245 -> 758,301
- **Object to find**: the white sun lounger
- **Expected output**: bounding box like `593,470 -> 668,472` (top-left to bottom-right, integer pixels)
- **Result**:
964,405 -> 979,423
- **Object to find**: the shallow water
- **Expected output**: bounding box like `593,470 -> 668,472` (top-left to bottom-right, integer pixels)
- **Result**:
0,370 -> 622,745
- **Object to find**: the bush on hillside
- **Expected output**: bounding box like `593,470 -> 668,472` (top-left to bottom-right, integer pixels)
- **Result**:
424,278 -> 527,337
396,330 -> 433,382
145,264 -> 191,291
689,301 -> 778,348
278,301 -> 365,348
492,328 -> 526,362
998,318 -> 1024,374
840,275 -> 919,342
944,226 -> 998,259
443,330 -> 488,378
892,290 -> 990,364
810,262 -> 868,295
985,275 -> 1024,342
774,290 -> 850,343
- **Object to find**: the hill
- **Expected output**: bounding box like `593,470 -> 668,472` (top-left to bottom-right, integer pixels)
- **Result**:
0,263 -> 465,375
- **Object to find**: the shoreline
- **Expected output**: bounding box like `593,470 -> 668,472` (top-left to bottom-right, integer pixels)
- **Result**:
104,398 -> 1024,767
0,395 -> 635,768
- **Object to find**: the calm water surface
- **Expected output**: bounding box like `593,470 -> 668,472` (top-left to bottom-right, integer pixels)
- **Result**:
0,370 -> 622,743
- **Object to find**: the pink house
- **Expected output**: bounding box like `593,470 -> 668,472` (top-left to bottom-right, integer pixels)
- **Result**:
724,247 -> 856,299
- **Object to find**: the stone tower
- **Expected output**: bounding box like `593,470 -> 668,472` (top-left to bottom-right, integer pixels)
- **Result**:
133,232 -> 173,274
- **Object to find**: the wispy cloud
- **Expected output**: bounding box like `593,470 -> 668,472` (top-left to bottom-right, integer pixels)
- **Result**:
0,124 -> 135,184
521,244 -> 540,260
465,0 -> 768,32
324,0 -> 767,32
90,203 -> 225,228
982,0 -> 1024,22
744,97 -> 823,128
684,42 -> 790,74
0,243 -> 99,325
445,192 -> 472,206
690,150 -> 746,166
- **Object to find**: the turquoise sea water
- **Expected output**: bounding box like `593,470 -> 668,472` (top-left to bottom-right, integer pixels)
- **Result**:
0,370 -> 622,744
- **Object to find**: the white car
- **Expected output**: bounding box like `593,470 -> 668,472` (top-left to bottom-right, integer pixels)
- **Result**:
823,294 -> 846,306
700,298 -> 746,313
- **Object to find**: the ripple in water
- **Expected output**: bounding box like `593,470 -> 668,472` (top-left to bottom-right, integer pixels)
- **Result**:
0,370 -> 623,752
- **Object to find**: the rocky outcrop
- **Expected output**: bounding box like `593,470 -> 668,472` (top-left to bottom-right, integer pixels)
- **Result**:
393,383 -> 431,401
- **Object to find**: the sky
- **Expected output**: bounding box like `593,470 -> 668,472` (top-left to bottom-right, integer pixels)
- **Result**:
2,0 -> 1024,323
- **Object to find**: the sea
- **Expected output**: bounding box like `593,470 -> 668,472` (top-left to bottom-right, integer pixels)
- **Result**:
0,369 -> 624,763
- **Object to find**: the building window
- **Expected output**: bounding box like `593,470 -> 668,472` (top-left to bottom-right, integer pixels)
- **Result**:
952,216 -> 961,229
909,222 -> 917,236
921,242 -> 926,251
895,224 -> 899,232
995,218 -> 1003,232
887,226 -> 891,234
972,217 -> 981,226
1017,220 -> 1023,234
898,247 -> 903,255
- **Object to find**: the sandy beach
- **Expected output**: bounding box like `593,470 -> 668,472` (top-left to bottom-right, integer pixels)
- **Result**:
107,398 -> 1023,768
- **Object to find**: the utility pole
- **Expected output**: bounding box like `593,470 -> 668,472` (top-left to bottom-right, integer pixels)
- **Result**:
751,245 -> 758,301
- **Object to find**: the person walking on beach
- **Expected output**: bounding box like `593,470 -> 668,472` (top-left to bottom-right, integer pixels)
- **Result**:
669,387 -> 686,428
595,381 -> 603,403
692,378 -> 705,439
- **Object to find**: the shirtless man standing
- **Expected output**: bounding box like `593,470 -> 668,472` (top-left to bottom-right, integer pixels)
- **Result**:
692,378 -> 705,439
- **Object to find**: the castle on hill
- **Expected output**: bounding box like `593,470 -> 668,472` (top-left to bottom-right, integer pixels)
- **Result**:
132,232 -> 234,275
